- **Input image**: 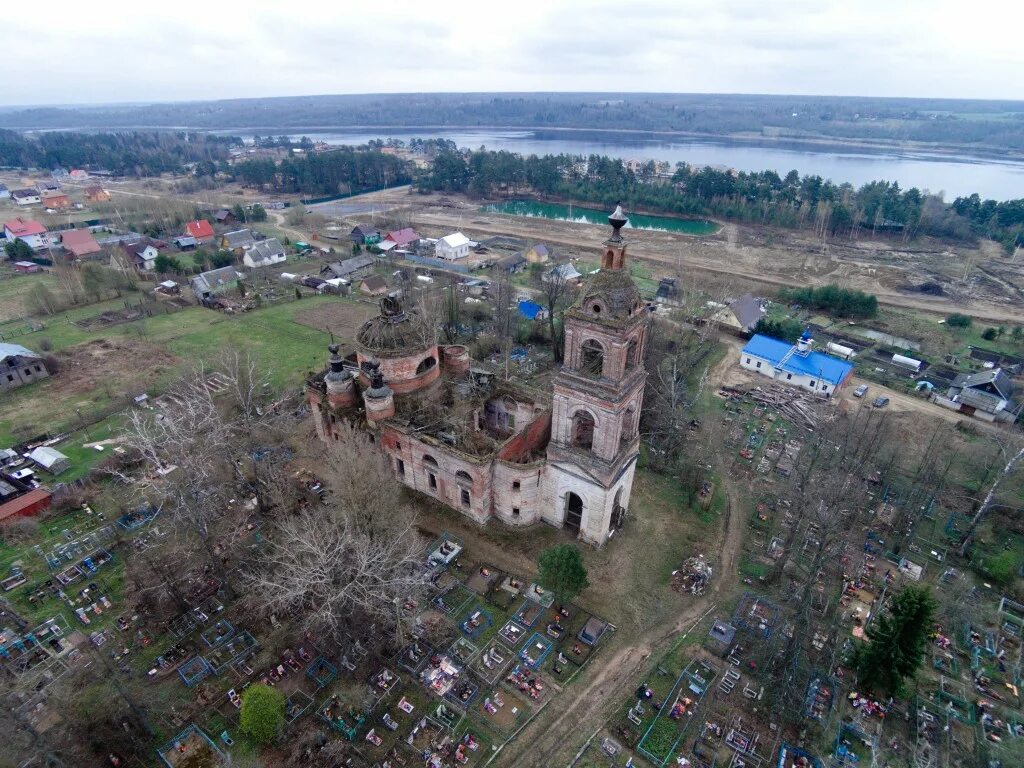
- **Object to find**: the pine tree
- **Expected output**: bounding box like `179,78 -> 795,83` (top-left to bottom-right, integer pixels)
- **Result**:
537,544 -> 590,604
854,584 -> 936,695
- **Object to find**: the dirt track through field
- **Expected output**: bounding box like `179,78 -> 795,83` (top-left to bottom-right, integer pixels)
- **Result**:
403,209 -> 1022,324
492,483 -> 744,768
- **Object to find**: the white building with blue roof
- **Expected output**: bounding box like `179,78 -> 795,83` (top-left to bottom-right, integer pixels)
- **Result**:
740,330 -> 854,397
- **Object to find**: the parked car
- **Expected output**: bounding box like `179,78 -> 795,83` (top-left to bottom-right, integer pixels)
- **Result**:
853,384 -> 869,398
873,396 -> 890,408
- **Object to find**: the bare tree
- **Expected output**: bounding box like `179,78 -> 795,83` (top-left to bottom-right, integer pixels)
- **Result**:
958,433 -> 1024,557
491,268 -> 517,379
245,423 -> 429,642
534,265 -> 573,362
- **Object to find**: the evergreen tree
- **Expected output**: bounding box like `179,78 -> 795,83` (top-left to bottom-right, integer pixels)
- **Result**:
854,584 -> 936,695
4,238 -> 34,261
239,683 -> 285,745
537,544 -> 590,604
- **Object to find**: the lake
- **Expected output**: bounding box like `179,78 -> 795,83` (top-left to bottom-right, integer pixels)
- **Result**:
261,127 -> 1024,201
480,200 -> 719,235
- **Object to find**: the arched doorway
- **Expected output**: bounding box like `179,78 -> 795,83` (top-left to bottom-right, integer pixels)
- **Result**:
564,492 -> 583,534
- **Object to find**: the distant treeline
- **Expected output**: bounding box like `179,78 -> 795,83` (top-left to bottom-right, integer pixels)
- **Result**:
418,148 -> 1024,251
0,129 -> 239,176
230,149 -> 412,196
3,93 -> 1024,150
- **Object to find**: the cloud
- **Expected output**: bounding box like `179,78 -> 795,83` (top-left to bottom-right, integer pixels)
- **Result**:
2,0 -> 1022,104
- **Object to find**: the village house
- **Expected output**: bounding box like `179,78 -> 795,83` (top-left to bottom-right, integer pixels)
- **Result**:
525,243 -> 551,264
543,262 -> 583,284
14,261 -> 41,273
321,255 -> 375,281
383,227 -> 421,249
935,368 -> 1019,423
184,219 -> 215,243
242,238 -> 286,269
41,190 -> 71,210
214,209 -> 235,225
219,229 -> 257,252
496,252 -> 528,274
60,228 -> 102,259
173,235 -> 198,250
68,169 -> 89,181
306,205 -> 649,547
740,331 -> 854,397
27,446 -> 70,475
713,293 -> 766,333
350,225 -> 381,245
84,186 -> 111,203
358,275 -> 389,296
4,218 -> 48,250
190,265 -> 239,300
11,188 -> 41,206
435,232 -> 472,260
113,237 -> 162,273
0,473 -> 51,523
0,343 -> 49,392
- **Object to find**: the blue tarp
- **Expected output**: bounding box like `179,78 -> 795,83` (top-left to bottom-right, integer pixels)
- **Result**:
518,300 -> 544,320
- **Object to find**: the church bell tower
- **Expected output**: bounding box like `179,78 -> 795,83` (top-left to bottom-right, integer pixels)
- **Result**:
544,204 -> 649,546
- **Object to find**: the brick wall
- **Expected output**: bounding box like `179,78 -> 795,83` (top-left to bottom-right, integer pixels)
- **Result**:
357,346 -> 441,395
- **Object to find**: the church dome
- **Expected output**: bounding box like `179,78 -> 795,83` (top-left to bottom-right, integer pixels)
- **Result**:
573,268 -> 644,321
356,296 -> 436,356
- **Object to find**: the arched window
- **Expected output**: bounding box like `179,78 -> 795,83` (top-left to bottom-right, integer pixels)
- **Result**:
455,470 -> 473,508
626,339 -> 639,369
571,410 -> 596,451
580,339 -> 604,378
423,454 -> 438,490
416,356 -> 437,375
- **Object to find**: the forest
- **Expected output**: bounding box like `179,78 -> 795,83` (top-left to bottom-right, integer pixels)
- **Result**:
3,93 -> 1024,151
229,148 -> 412,196
0,129 -> 239,175
417,148 -> 1024,251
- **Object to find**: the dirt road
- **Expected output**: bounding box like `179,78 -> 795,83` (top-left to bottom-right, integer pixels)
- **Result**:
402,208 -> 1022,323
493,479 -> 744,768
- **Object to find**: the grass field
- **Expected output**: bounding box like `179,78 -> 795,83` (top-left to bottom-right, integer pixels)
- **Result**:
0,293 -> 368,446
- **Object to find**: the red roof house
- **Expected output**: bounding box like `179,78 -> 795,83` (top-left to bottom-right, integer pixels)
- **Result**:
185,219 -> 215,241
383,228 -> 421,248
4,217 -> 47,238
0,487 -> 51,522
41,190 -> 71,209
61,228 -> 102,259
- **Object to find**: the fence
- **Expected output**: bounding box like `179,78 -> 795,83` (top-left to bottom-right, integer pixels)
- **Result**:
401,253 -> 472,274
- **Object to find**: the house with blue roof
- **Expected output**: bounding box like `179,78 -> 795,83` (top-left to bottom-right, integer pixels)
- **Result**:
740,331 -> 854,397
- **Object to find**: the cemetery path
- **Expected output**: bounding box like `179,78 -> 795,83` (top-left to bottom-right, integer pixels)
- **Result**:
493,481 -> 745,768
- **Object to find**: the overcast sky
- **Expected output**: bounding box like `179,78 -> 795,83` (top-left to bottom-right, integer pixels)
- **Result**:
5,0 -> 1024,106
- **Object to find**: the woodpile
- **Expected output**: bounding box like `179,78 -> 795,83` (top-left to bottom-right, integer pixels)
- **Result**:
720,384 -> 833,430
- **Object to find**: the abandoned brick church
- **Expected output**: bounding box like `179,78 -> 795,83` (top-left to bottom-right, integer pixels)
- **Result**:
307,205 -> 649,546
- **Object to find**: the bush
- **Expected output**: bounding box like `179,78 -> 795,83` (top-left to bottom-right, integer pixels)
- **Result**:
42,354 -> 60,374
945,313 -> 972,329
781,284 -> 878,318
38,337 -> 53,352
753,317 -> 804,343
980,549 -> 1018,584
240,683 -> 285,745
981,327 -> 998,341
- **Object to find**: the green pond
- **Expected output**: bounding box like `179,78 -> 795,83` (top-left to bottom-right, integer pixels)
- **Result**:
481,200 -> 720,235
